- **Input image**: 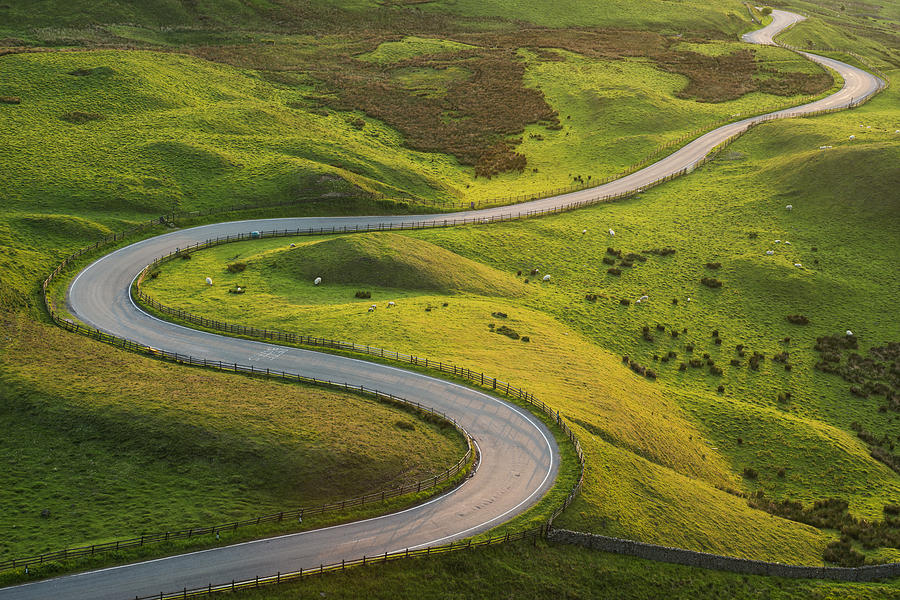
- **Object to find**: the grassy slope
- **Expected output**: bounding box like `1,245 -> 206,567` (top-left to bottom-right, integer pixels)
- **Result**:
144,71 -> 900,563
0,313 -> 465,558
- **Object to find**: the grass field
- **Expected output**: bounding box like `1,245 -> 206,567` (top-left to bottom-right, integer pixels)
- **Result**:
0,313 -> 466,559
143,69 -> 900,565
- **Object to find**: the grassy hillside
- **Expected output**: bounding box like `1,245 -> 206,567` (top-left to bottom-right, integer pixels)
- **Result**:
0,313 -> 465,558
144,70 -> 900,564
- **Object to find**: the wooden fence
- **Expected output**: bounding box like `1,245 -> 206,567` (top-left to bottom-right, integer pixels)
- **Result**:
131,526 -> 546,600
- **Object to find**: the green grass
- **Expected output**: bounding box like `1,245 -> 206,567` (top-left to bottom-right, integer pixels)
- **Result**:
0,313 -> 466,560
143,70 -> 900,564
199,541 -> 900,600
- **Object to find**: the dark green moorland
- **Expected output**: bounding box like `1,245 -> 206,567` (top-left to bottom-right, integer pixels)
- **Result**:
0,0 -> 899,596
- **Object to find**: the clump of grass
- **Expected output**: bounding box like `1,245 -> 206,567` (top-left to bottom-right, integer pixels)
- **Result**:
0,96 -> 21,104
705,262 -> 721,269
786,314 -> 809,325
494,325 -> 520,340
608,267 -> 622,276
354,290 -> 371,299
226,262 -> 247,273
700,276 -> 723,288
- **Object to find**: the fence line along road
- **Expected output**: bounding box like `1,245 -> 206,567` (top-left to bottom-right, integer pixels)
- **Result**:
6,10 -> 890,600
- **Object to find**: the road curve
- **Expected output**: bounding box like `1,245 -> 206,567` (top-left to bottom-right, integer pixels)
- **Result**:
1,11 -> 885,600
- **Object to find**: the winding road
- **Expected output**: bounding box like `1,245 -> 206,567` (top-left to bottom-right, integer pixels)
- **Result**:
1,10 -> 885,600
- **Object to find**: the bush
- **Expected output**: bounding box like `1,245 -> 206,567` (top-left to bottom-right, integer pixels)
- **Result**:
730,359 -> 742,367
608,268 -> 622,276
602,257 -> 615,265
717,385 -> 725,393
709,365 -> 723,376
742,467 -> 758,479
395,420 -> 415,431
521,336 -> 530,342
619,297 -> 629,305
705,262 -> 721,269
0,96 -> 21,104
355,290 -> 371,299
60,111 -> 104,124
678,363 -> 687,371
495,325 -> 519,340
701,277 -> 723,288
689,358 -> 703,368
491,311 -> 508,319
786,314 -> 809,325
227,262 -> 247,273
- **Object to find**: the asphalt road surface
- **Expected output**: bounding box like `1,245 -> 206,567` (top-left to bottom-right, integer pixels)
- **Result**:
0,10 -> 884,600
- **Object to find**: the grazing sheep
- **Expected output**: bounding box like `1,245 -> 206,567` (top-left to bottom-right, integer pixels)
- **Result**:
205,277 -> 213,285
388,301 -> 395,307
236,286 -> 242,292
784,241 -> 791,245
313,277 -> 322,285
849,135 -> 855,140
785,204 -> 793,211
765,250 -> 774,255
637,295 -> 649,304
687,297 -> 692,302
367,306 -> 374,312
582,229 -> 587,235
542,274 -> 551,282
794,263 -> 802,268
775,239 -> 781,243
866,125 -> 871,129
846,330 -> 853,336
608,228 -> 615,236
371,304 -> 377,310
290,243 -> 296,248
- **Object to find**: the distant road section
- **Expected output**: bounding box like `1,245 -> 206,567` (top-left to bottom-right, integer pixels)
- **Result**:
0,10 -> 885,600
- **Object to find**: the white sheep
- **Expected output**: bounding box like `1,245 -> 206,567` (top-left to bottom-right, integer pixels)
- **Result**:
608,228 -> 615,236
638,295 -> 649,302
205,277 -> 213,285
582,229 -> 587,235
846,330 -> 853,336
236,286 -> 242,292
687,297 -> 692,302
794,263 -> 802,268
290,243 -> 296,248
785,204 -> 793,211
784,241 -> 791,245
866,125 -> 871,129
542,274 -> 551,282
849,135 -> 855,140
313,277 -> 322,285
388,301 -> 395,307
775,239 -> 781,243
895,130 -> 900,134
367,306 -> 374,312
371,304 -> 377,309
766,250 -> 774,255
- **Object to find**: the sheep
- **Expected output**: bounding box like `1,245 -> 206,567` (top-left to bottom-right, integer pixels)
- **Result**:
542,274 -> 551,282
687,297 -> 692,302
236,286 -> 242,292
313,277 -> 322,285
371,304 -> 377,310
765,250 -> 774,255
582,229 -> 587,235
794,263 -> 802,268
849,135 -> 855,140
290,243 -> 296,248
866,125 -> 871,129
785,204 -> 793,211
388,301 -> 395,307
367,306 -> 374,312
205,277 -> 213,285
775,239 -> 781,243
784,241 -> 791,245
846,330 -> 853,336
608,228 -> 615,236
638,295 -> 649,303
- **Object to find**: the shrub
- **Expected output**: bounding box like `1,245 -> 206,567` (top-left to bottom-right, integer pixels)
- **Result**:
689,358 -> 703,368
672,298 -> 678,305
608,267 -> 622,276
742,467 -> 758,479
227,262 -> 247,273
671,330 -> 679,338
491,311 -> 508,319
717,384 -> 725,393
495,325 -> 519,340
730,359 -> 741,367
395,420 -> 415,431
777,468 -> 786,478
701,277 -> 723,288
644,248 -> 676,256
624,253 -> 646,263
714,337 -> 722,345
606,247 -> 621,257
748,232 -> 758,239
787,314 -> 809,325
60,111 -> 104,124
619,260 -> 634,268
619,297 -> 629,305
685,344 -> 694,352
602,257 -> 615,265
823,539 -> 865,567
149,270 -> 160,279
646,369 -> 657,379
521,336 -> 530,342
710,365 -> 723,376
350,117 -> 365,129
354,290 -> 371,299
0,96 -> 21,104
227,286 -> 245,294
705,262 -> 721,269
678,363 -> 687,371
